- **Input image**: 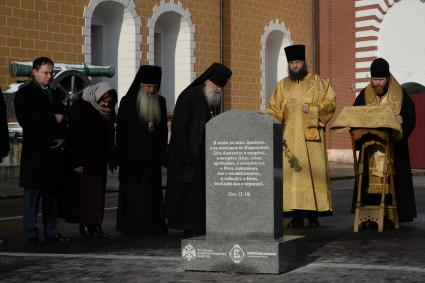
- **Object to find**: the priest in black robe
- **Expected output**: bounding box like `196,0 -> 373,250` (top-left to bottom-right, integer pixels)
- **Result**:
116,65 -> 168,236
352,58 -> 417,223
165,62 -> 232,235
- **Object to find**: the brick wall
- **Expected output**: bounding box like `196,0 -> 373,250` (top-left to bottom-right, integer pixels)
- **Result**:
140,0 -> 221,73
1,0 -> 313,114
319,0 -> 355,150
0,0 -> 222,91
222,0 -> 313,111
0,0 -> 86,89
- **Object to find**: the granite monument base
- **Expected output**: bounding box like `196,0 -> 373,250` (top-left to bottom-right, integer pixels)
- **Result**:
182,235 -> 303,274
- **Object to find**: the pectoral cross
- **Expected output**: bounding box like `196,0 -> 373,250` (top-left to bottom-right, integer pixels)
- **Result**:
148,122 -> 154,133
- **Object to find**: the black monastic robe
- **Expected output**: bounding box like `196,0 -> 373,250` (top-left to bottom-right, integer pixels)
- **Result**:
164,85 -> 219,232
115,91 -> 168,235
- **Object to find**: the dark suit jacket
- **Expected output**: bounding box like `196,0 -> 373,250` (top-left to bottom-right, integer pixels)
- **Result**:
0,88 -> 9,159
14,80 -> 65,188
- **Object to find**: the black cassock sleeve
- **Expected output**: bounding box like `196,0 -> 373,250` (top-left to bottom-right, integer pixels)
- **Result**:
400,90 -> 416,139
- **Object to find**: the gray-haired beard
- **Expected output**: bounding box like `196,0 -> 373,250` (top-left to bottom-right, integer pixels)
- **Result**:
203,86 -> 222,107
288,63 -> 308,81
137,88 -> 161,125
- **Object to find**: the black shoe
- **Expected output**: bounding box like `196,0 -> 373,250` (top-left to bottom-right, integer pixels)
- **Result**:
79,224 -> 97,239
94,225 -> 109,239
79,224 -> 100,239
27,237 -> 43,246
288,217 -> 304,228
0,239 -> 7,245
79,224 -> 90,239
46,233 -> 71,244
308,217 -> 320,228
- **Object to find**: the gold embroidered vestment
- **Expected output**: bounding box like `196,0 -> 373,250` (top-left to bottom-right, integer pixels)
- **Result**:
267,73 -> 336,213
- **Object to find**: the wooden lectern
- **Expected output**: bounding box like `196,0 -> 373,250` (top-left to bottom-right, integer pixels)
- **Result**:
331,105 -> 403,233
350,128 -> 399,232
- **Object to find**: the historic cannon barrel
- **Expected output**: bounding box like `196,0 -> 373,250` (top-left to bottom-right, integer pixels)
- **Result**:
9,62 -> 115,78
7,61 -> 116,100
8,62 -> 32,77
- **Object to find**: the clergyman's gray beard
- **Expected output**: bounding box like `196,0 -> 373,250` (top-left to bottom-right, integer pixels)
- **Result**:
137,89 -> 161,125
204,86 -> 222,107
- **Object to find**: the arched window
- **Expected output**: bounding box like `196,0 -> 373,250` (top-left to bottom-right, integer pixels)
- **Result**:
83,0 -> 140,101
148,1 -> 195,113
260,20 -> 292,112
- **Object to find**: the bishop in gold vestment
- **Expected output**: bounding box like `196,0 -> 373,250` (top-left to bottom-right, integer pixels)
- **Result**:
267,44 -> 336,227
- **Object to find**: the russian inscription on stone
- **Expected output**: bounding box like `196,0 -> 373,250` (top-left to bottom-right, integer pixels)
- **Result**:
205,109 -> 283,238
182,110 -> 288,274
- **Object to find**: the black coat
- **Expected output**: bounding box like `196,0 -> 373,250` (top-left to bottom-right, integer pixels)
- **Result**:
164,85 -> 219,231
14,80 -> 65,188
59,99 -> 115,224
352,88 -> 417,222
115,91 -> 168,235
0,88 -> 9,159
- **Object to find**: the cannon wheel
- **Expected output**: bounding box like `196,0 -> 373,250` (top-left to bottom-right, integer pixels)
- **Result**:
51,69 -> 90,98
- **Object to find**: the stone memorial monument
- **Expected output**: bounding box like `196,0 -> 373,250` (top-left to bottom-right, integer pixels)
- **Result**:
181,109 -> 290,274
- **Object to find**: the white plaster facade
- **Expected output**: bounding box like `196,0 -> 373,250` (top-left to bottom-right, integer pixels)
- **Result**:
330,0 -> 425,164
355,0 -> 425,92
83,0 -> 141,101
148,0 -> 196,113
260,20 -> 292,112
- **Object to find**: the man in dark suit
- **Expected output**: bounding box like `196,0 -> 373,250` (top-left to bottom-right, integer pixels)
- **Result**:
14,57 -> 69,245
0,87 -> 9,245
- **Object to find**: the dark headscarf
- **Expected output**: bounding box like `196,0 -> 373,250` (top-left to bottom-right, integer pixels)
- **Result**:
126,65 -> 162,96
187,62 -> 232,89
370,58 -> 390,78
284,44 -> 305,62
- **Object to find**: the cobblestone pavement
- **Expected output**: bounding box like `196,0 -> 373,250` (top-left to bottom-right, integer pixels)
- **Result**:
0,168 -> 424,282
1,219 -> 425,283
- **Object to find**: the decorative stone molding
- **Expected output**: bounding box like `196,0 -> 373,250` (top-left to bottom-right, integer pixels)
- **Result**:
259,19 -> 292,112
82,0 -> 141,64
354,0 -> 424,93
147,0 -> 195,83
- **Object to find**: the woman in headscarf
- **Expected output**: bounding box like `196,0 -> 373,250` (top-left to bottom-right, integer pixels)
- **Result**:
63,82 -> 117,239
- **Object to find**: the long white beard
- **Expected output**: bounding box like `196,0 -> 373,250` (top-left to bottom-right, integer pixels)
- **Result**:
204,86 -> 222,107
137,89 -> 161,125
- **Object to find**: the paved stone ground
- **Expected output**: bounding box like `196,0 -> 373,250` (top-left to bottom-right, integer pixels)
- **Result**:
1,221 -> 425,282
1,166 -> 424,282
